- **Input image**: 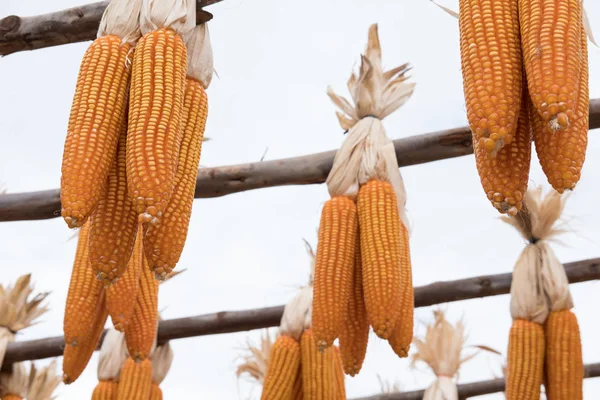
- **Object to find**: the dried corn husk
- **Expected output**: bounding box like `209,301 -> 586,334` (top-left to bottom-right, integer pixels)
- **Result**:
326,23 -> 415,231
26,360 -> 62,400
0,275 -> 49,367
410,310 -> 479,400
150,338 -> 174,386
183,23 -> 214,89
97,0 -> 143,45
140,0 -> 196,36
98,329 -> 128,382
235,329 -> 275,385
0,362 -> 29,398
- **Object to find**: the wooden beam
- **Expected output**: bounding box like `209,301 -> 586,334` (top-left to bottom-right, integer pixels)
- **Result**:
0,99 -> 598,222
0,0 -> 217,56
3,257 -> 599,365
351,363 -> 600,399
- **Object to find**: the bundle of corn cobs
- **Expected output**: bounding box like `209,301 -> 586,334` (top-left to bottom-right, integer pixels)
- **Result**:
457,0 -> 590,215
60,0 -> 212,386
311,24 -> 416,377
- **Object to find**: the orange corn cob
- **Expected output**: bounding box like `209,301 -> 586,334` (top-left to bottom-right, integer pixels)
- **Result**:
531,25 -> 588,193
291,366 -> 303,400
332,347 -> 346,399
150,384 -> 163,400
126,28 -> 187,225
357,179 -> 402,339
92,381 -> 119,400
2,395 -> 23,400
115,358 -> 152,400
312,196 -> 358,351
338,237 -> 369,376
387,222 -> 413,358
475,81 -> 532,215
260,335 -> 301,400
505,319 -> 545,400
144,78 -> 208,279
458,0 -> 522,156
544,310 -> 583,400
63,222 -> 109,383
89,126 -> 139,285
301,329 -> 336,400
124,254 -> 159,361
519,0 -> 582,130
105,227 -> 143,331
61,35 -> 132,228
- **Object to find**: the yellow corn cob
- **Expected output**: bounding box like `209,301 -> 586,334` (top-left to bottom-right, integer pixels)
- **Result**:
144,78 -> 208,279
387,222 -> 413,358
291,365 -> 303,400
115,358 -> 152,400
89,125 -> 139,285
475,80 -> 532,215
124,253 -> 159,361
357,179 -> 402,339
92,381 -> 119,400
2,395 -> 22,400
60,35 -> 132,228
332,346 -> 346,399
105,227 -> 143,331
338,236 -> 369,376
63,221 -> 109,383
531,25 -> 589,193
150,384 -> 163,400
260,335 -> 301,400
543,310 -> 583,400
312,196 -> 358,351
519,0 -> 582,130
301,329 -> 336,400
505,319 -> 545,400
126,28 -> 187,225
458,0 -> 522,156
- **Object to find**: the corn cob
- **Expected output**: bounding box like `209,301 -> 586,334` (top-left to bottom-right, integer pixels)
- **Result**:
150,384 -> 163,400
519,0 -> 583,130
458,0 -> 522,156
543,309 -> 583,400
144,78 -> 208,279
387,222 -> 413,358
312,196 -> 358,351
105,227 -> 143,331
338,236 -> 369,376
126,28 -> 187,225
115,358 -> 152,400
332,346 -> 346,399
124,253 -> 159,361
291,365 -> 303,400
92,381 -> 119,400
505,319 -> 545,400
260,334 -> 301,400
531,25 -> 589,193
475,82 -> 532,215
2,395 -> 22,400
357,179 -> 402,339
89,125 -> 139,285
60,35 -> 133,229
301,329 -> 336,400
63,222 -> 109,384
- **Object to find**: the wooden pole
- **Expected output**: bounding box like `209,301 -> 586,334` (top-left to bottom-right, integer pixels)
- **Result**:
3,257 -> 598,365
0,98 -> 599,222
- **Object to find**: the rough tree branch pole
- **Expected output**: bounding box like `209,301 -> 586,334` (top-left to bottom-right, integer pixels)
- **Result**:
0,0 -> 220,56
3,257 -> 598,366
0,98 -> 598,222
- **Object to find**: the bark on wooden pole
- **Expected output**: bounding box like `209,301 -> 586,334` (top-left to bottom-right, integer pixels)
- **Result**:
0,99 -> 599,222
3,257 -> 598,365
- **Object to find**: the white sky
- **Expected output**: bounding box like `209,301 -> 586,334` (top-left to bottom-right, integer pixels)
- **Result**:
0,0 -> 599,398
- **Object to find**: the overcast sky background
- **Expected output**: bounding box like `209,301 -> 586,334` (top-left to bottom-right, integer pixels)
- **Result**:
0,0 -> 599,398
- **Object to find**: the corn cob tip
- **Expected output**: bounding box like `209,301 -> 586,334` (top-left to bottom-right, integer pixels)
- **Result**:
62,214 -> 85,229
549,113 -> 569,131
138,211 -> 160,226
153,270 -> 168,282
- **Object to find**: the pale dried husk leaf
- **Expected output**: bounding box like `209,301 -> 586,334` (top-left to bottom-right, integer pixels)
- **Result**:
140,0 -> 196,36
326,24 -> 414,231
26,360 -> 61,400
235,329 -> 275,385
539,242 -> 573,311
97,0 -> 143,45
0,362 -> 29,397
97,329 -> 128,381
150,340 -> 174,385
0,328 -> 15,371
582,0 -> 599,47
423,376 -> 458,400
183,23 -> 214,89
279,286 -> 312,341
508,245 -> 549,323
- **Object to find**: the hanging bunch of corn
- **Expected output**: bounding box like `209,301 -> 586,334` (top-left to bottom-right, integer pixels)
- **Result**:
126,0 -> 196,227
144,21 -> 213,280
0,274 -> 49,370
502,186 -> 583,400
0,360 -> 61,400
148,337 -> 174,400
60,0 -> 142,229
91,329 -> 128,399
313,23 -> 415,374
410,310 -> 483,400
63,222 -> 109,384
